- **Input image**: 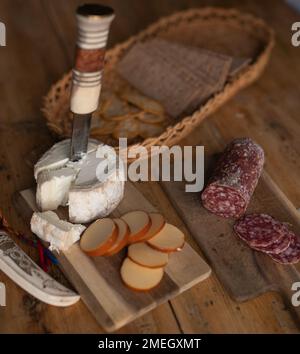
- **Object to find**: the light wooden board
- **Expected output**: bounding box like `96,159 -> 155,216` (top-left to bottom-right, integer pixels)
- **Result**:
16,182 -> 211,332
161,166 -> 300,320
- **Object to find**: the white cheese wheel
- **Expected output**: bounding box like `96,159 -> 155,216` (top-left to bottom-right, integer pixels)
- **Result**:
69,173 -> 124,223
34,139 -> 125,224
120,257 -> 164,291
68,148 -> 125,223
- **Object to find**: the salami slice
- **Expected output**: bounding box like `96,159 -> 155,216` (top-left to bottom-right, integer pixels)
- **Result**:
253,230 -> 291,254
270,231 -> 300,264
234,214 -> 286,248
201,138 -> 264,218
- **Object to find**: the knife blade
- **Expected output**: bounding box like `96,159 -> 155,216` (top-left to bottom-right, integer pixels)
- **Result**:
0,230 -> 80,307
70,113 -> 92,162
70,4 -> 115,161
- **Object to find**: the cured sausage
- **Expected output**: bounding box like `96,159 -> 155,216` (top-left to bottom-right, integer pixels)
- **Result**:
234,213 -> 300,264
270,231 -> 300,264
234,214 -> 288,248
201,138 -> 264,218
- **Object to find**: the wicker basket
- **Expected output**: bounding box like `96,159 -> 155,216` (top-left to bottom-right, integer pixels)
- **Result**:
43,7 -> 274,155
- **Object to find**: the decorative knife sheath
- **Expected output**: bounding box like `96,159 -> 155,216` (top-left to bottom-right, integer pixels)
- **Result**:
0,230 -> 80,306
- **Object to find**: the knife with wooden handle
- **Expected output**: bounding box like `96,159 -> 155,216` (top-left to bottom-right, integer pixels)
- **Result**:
70,3 -> 115,161
0,230 -> 80,307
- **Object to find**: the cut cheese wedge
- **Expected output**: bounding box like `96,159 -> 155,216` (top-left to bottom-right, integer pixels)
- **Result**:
105,218 -> 130,256
128,242 -> 168,268
134,213 -> 165,243
121,211 -> 151,243
80,218 -> 118,257
120,257 -> 164,291
36,168 -> 76,211
34,139 -> 125,224
147,223 -> 185,253
30,211 -> 85,252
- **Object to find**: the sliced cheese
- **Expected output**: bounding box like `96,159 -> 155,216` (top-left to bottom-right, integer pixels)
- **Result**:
120,257 -> 164,291
105,218 -> 130,256
80,218 -> 118,257
36,167 -> 76,211
30,211 -> 86,252
128,242 -> 168,268
147,223 -> 185,252
136,213 -> 165,242
34,139 -> 125,224
121,211 -> 151,243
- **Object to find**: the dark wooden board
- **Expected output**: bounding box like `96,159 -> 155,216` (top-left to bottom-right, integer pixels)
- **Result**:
161,169 -> 300,321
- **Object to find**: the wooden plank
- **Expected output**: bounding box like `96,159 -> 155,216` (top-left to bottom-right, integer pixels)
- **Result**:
16,183 -> 211,332
162,166 -> 300,311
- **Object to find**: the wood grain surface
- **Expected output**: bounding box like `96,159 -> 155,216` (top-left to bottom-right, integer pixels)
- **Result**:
0,0 -> 300,333
162,165 -> 300,311
16,183 -> 211,332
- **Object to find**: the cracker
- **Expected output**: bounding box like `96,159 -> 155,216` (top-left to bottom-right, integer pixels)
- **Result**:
137,111 -> 166,124
113,118 -> 140,139
139,122 -> 164,138
101,93 -> 130,119
120,87 -> 165,115
90,119 -> 117,137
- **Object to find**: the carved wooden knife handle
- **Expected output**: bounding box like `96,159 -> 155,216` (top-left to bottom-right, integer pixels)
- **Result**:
70,4 -> 115,114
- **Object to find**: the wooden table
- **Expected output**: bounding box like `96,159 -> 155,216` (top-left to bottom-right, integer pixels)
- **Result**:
0,0 -> 300,333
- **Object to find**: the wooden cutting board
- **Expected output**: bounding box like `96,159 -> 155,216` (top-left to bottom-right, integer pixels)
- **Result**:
15,182 -> 211,332
161,166 -> 300,320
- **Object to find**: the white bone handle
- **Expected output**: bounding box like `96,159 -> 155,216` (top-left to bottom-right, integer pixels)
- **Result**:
70,4 -> 115,114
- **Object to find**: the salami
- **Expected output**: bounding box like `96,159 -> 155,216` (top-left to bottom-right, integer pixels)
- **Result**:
201,138 -> 264,218
270,231 -> 300,264
234,213 -> 300,264
234,214 -> 286,248
252,232 -> 291,255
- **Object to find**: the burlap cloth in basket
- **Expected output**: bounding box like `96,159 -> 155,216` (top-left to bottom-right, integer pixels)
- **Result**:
42,7 -> 274,157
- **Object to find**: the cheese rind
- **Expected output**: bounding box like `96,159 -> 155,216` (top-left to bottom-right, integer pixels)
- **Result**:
30,211 -> 86,252
69,174 -> 124,223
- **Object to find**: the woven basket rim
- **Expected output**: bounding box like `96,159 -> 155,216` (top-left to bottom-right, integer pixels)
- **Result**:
42,7 -> 275,154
